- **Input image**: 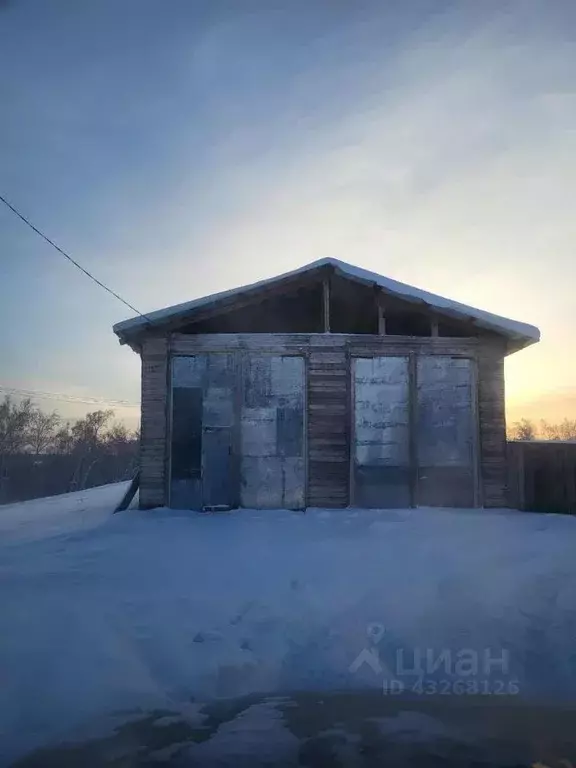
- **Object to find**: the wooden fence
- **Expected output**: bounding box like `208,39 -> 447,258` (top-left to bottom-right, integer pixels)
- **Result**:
507,440 -> 576,514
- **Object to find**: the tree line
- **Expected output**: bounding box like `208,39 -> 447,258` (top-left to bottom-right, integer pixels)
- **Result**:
508,418 -> 576,441
0,396 -> 139,503
0,395 -> 138,456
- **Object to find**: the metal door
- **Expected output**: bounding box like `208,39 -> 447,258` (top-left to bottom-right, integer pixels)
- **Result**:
416,356 -> 475,507
352,357 -> 410,508
170,354 -> 236,510
240,355 -> 305,509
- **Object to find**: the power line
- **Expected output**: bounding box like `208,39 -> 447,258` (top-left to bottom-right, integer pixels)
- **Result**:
0,193 -> 153,323
0,385 -> 140,408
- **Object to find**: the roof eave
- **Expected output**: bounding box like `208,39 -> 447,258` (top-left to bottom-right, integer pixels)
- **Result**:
505,334 -> 540,356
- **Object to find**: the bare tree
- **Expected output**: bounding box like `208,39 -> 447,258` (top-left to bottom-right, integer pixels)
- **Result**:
28,409 -> 60,455
540,418 -> 576,441
557,419 -> 576,441
104,422 -> 129,452
0,397 -> 35,496
540,420 -> 558,440
104,422 -> 139,456
0,397 -> 35,455
0,398 -> 140,502
67,410 -> 114,490
510,418 -> 535,441
71,409 -> 114,451
53,422 -> 75,455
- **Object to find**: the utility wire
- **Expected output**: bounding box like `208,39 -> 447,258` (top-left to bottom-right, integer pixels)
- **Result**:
0,193 -> 153,323
0,385 -> 139,408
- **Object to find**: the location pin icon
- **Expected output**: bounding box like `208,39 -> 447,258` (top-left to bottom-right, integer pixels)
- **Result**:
367,622 -> 385,645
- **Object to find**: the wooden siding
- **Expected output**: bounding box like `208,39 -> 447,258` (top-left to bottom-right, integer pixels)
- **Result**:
139,333 -> 507,509
477,340 -> 507,507
140,335 -> 169,508
308,341 -> 349,507
169,333 -> 479,356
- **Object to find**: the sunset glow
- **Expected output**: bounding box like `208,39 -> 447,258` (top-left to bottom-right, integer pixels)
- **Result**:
1,0 -> 574,428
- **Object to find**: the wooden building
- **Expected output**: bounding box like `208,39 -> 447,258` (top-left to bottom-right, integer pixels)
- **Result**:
113,259 -> 539,511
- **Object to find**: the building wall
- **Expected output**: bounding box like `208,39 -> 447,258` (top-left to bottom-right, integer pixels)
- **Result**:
477,339 -> 508,507
140,335 -> 169,509
139,333 -> 508,509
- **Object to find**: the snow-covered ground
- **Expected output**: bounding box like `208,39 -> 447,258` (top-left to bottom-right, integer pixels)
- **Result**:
1,486 -> 576,764
0,482 -> 134,544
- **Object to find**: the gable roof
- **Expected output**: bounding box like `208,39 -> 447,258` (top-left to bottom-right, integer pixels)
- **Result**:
113,257 -> 540,353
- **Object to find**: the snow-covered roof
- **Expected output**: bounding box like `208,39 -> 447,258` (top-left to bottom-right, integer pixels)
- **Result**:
113,257 -> 540,352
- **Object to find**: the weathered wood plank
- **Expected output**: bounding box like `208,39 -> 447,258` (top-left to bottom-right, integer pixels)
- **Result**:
307,343 -> 349,507
323,277 -> 330,333
171,333 -> 478,356
309,335 -> 347,348
477,340 -> 507,507
171,333 -> 313,353
350,343 -> 478,358
140,336 -> 169,509
309,380 -> 348,391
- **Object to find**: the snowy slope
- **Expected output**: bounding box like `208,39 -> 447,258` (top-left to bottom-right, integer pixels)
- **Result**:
1,490 -> 576,761
0,481 -> 131,544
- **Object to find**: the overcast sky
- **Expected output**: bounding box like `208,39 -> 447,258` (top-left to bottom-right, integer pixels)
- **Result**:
1,0 -> 575,427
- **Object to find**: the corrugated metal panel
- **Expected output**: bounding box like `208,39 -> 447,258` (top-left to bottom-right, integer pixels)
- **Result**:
353,357 -> 410,508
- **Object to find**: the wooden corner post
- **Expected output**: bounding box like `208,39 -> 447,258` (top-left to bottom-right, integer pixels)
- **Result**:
322,274 -> 331,333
